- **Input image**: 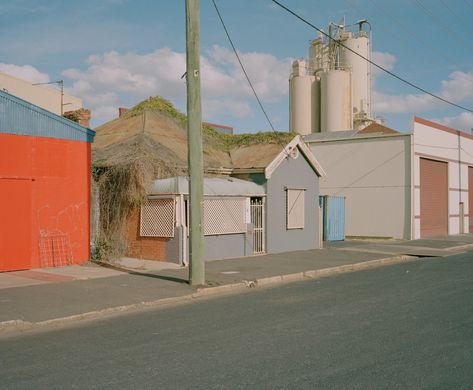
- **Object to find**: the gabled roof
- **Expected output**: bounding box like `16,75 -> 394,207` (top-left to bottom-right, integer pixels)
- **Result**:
0,90 -> 95,143
92,98 -> 324,179
264,136 -> 325,178
304,123 -> 406,143
232,136 -> 326,178
357,122 -> 399,135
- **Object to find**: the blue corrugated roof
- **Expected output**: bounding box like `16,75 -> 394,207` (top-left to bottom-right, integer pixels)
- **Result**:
0,90 -> 95,143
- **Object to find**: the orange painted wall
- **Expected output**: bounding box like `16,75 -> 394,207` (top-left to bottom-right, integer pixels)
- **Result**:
0,133 -> 91,271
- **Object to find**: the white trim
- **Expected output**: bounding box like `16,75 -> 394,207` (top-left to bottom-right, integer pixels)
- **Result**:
265,135 -> 326,179
305,132 -> 411,144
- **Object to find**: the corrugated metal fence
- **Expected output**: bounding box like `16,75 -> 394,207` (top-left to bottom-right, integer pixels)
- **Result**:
320,195 -> 345,241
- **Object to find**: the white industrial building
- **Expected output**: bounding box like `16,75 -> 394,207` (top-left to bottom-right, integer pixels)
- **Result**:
290,20 -> 473,239
306,117 -> 473,239
0,71 -> 82,115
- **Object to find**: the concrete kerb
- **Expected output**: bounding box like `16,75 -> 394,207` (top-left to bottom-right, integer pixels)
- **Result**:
0,254 -> 419,336
252,254 -> 418,288
445,242 -> 473,252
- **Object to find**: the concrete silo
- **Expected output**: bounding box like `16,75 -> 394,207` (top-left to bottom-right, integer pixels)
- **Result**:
289,60 -> 320,134
289,19 -> 373,134
339,22 -> 372,130
320,69 -> 352,132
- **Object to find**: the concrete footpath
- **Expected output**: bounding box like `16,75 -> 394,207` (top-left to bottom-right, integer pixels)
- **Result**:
1,234 -> 473,334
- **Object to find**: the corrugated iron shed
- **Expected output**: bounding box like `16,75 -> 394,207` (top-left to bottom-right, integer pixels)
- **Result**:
0,90 -> 95,143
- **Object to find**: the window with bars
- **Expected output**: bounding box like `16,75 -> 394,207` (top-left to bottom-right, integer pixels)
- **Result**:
287,188 -> 305,229
140,198 -> 175,237
203,197 -> 247,235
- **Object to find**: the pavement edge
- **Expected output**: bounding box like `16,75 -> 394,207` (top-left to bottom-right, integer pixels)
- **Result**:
0,254 -> 418,335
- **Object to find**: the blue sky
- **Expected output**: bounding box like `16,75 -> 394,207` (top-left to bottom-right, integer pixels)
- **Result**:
1,0 -> 472,133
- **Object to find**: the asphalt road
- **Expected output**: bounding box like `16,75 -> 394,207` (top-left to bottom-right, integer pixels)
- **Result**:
1,251 -> 473,389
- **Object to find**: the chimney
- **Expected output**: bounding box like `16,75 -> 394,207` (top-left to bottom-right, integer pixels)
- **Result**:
63,108 -> 91,128
118,107 -> 128,117
76,109 -> 91,128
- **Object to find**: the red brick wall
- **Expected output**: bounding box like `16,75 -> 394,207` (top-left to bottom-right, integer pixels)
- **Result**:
124,208 -> 169,261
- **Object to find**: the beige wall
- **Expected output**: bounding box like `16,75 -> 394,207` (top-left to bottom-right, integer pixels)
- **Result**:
413,118 -> 473,238
309,134 -> 412,239
0,72 -> 82,115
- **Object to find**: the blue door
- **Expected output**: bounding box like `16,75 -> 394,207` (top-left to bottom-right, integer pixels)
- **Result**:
320,195 -> 345,241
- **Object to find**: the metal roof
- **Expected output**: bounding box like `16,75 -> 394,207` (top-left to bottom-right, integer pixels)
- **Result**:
0,90 -> 95,143
148,176 -> 265,196
304,129 -> 410,143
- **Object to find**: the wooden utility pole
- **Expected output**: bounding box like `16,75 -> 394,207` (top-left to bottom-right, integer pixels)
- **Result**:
186,0 -> 205,285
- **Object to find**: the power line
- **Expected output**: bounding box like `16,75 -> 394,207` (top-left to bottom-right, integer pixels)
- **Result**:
411,0 -> 473,51
211,0 -> 277,132
465,0 -> 473,12
364,0 -> 455,67
439,0 -> 473,35
271,0 -> 473,115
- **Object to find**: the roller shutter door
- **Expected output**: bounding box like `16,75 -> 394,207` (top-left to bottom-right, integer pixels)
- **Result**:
420,158 -> 448,237
469,167 -> 473,233
0,179 -> 32,271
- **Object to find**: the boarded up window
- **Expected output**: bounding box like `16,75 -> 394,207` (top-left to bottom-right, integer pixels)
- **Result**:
287,189 -> 305,229
140,198 -> 175,237
204,197 -> 246,235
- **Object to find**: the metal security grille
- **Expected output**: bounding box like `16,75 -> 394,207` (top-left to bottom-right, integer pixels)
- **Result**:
287,189 -> 305,229
140,198 -> 175,237
39,231 -> 73,268
204,197 -> 246,235
251,198 -> 265,254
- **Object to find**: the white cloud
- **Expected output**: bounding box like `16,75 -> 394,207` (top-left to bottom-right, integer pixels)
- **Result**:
373,69 -> 473,115
205,98 -> 252,119
62,46 -> 292,124
205,45 -> 291,101
440,71 -> 473,103
371,51 -> 396,77
373,90 -> 439,113
436,112 -> 473,132
0,63 -> 49,84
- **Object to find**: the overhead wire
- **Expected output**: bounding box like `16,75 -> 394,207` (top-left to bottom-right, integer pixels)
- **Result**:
465,0 -> 473,12
364,0 -> 456,67
211,0 -> 277,132
211,0 -> 296,159
439,0 -> 473,35
411,0 -> 473,52
271,0 -> 473,115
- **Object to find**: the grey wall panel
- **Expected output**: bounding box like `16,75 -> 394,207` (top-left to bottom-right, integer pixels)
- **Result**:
309,135 -> 411,239
266,149 -> 320,253
203,233 -> 247,261
166,226 -> 183,264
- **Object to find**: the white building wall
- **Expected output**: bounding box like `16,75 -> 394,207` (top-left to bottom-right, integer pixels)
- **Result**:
0,72 -> 82,115
413,118 -> 473,238
309,134 -> 412,239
